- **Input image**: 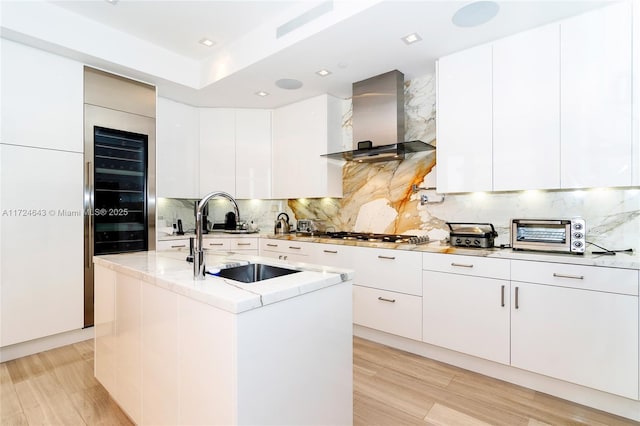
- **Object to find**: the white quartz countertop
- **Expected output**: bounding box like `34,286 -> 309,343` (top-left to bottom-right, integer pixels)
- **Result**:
94,251 -> 353,314
262,234 -> 640,270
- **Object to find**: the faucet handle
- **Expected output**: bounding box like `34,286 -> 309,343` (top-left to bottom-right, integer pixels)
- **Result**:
186,237 -> 194,263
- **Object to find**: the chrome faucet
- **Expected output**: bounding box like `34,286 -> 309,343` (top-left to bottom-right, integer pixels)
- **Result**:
194,191 -> 240,280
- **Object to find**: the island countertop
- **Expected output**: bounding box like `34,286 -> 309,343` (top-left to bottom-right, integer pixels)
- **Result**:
94,251 -> 353,314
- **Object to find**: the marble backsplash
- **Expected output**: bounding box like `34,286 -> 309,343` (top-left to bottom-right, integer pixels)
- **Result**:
157,197 -> 295,235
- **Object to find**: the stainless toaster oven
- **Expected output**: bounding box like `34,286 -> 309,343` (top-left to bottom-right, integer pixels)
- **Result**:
511,218 -> 586,254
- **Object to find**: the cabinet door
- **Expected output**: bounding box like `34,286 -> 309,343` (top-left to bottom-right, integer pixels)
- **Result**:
422,271 -> 510,365
235,109 -> 272,199
0,145 -> 84,347
493,23 -> 560,191
436,44 -> 493,193
272,94 -> 342,198
200,109 -> 236,197
1,39 -> 83,152
157,98 -> 200,198
561,2 -> 633,189
511,282 -> 638,399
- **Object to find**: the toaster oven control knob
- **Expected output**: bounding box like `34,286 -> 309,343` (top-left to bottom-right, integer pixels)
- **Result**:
573,241 -> 583,248
573,232 -> 583,239
573,223 -> 583,230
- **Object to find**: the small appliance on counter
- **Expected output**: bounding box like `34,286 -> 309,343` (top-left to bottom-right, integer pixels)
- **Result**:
274,212 -> 291,234
224,211 -> 237,230
447,223 -> 498,248
296,219 -> 328,235
511,218 -> 586,254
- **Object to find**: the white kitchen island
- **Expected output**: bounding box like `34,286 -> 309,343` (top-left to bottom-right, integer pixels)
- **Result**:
93,250 -> 353,426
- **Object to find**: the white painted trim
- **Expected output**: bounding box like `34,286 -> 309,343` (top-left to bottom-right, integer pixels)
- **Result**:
0,327 -> 94,362
354,325 -> 640,422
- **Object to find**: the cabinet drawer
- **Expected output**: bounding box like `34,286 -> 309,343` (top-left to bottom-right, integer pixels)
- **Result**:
312,244 -> 355,269
511,260 -> 638,295
353,285 -> 422,341
229,238 -> 258,251
423,253 -> 510,279
202,239 -> 230,251
353,248 -> 422,295
157,239 -> 190,251
260,239 -> 312,256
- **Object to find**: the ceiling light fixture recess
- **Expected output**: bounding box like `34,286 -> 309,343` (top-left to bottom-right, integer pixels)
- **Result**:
401,32 -> 422,45
199,38 -> 215,47
452,1 -> 500,27
275,78 -> 303,90
255,91 -> 270,97
316,69 -> 332,77
105,0 -> 119,4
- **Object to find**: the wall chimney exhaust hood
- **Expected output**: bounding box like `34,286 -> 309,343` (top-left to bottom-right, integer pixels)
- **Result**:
322,70 -> 435,162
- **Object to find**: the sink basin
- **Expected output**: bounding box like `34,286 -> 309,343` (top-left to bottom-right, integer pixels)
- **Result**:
213,263 -> 300,283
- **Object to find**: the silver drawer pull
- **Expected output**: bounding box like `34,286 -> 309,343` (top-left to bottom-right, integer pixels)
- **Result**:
289,246 -> 301,250
377,297 -> 396,303
451,262 -> 474,268
266,243 -> 278,247
171,244 -> 186,248
323,250 -> 338,254
237,243 -> 251,246
209,242 -> 224,246
553,273 -> 584,280
515,286 -> 519,309
378,255 -> 395,260
501,285 -> 505,307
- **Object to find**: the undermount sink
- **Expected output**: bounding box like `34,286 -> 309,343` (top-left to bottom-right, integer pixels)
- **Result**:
213,263 -> 301,283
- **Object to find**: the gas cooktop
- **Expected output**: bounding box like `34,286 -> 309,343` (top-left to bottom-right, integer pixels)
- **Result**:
323,231 -> 429,245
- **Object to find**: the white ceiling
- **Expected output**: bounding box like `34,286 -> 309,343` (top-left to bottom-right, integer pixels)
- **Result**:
12,1 -> 613,108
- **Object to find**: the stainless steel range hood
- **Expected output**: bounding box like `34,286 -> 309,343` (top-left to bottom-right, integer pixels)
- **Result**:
322,70 -> 435,162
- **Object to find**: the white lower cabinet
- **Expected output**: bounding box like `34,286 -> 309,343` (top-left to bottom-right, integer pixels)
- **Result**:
422,271 -> 510,365
351,247 -> 422,340
511,261 -> 639,400
309,243 -> 355,269
353,285 -> 422,341
422,253 -> 510,364
259,239 -> 313,262
157,239 -> 190,251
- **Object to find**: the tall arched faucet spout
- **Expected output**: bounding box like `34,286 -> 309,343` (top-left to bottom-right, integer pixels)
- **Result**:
194,191 -> 240,279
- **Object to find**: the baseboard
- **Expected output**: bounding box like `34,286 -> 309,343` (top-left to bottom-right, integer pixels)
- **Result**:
0,327 -> 94,362
354,325 -> 640,422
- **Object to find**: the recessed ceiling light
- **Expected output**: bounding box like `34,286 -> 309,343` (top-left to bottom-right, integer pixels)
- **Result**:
401,33 -> 422,45
452,1 -> 500,27
199,38 -> 215,47
255,91 -> 270,97
316,69 -> 332,77
275,78 -> 303,90
105,0 -> 118,4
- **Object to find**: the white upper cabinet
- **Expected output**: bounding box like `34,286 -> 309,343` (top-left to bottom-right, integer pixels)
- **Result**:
199,108 -> 272,199
436,2 -> 635,193
157,97 -> 200,198
560,1 -> 633,189
436,44 -> 493,193
1,39 -> 83,152
199,109 -> 236,197
235,109 -> 272,199
493,23 -> 560,191
272,94 -> 343,199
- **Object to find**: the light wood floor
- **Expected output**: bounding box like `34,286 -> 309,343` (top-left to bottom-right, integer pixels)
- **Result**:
1,337 -> 638,425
